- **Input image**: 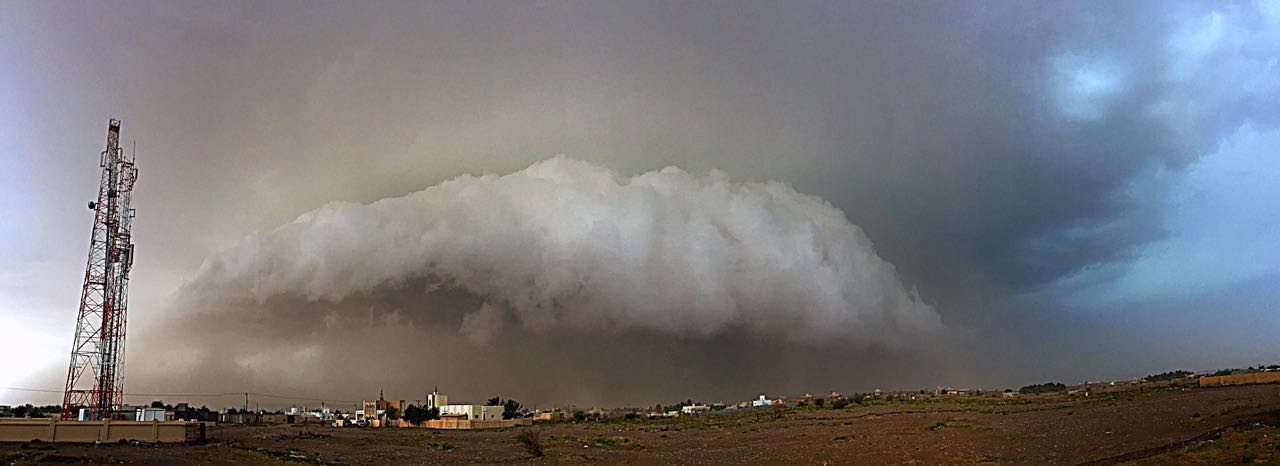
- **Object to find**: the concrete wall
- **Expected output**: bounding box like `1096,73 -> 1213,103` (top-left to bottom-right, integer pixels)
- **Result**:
0,418 -> 204,443
1200,372 -> 1280,387
422,418 -> 531,430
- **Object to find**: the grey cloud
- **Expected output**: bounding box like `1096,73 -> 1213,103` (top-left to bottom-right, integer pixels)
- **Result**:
179,157 -> 944,347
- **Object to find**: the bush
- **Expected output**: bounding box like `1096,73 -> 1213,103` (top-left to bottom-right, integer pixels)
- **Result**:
831,398 -> 849,410
516,429 -> 543,458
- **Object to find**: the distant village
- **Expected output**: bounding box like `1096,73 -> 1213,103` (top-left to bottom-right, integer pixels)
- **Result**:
3,365 -> 1278,430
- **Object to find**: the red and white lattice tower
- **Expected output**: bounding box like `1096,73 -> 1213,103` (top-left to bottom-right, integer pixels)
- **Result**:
60,118 -> 139,420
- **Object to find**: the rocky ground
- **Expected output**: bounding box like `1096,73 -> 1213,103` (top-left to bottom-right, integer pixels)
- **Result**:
2,383 -> 1278,464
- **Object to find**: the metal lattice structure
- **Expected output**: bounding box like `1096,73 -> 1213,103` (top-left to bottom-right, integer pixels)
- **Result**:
61,118 -> 139,420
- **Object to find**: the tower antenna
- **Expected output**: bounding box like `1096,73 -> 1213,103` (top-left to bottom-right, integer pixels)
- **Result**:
60,118 -> 139,420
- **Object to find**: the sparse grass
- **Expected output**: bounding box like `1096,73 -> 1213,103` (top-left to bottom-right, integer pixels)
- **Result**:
975,453 -> 1025,464
1184,440 -> 1214,453
425,441 -> 455,451
515,429 -> 543,458
552,435 -> 644,450
928,417 -> 974,431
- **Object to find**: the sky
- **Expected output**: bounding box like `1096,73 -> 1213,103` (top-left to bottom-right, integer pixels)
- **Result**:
1,0 -> 1277,410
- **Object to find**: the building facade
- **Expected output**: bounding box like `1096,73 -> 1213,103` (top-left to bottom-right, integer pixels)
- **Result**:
426,389 -> 448,410
439,404 -> 503,421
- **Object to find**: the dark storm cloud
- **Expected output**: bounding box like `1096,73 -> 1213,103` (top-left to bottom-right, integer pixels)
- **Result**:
127,157 -> 958,406
135,281 -> 960,407
179,157 -> 944,347
3,0 -> 1277,405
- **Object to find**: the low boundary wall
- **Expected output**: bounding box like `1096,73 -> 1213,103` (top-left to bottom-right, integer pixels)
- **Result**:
0,418 -> 205,443
1199,372 -> 1280,387
423,418 -> 532,430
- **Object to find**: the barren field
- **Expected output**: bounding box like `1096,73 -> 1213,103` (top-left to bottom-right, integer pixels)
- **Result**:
3,384 -> 1278,465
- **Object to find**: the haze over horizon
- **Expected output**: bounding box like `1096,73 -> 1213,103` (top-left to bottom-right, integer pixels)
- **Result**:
2,0 -> 1278,409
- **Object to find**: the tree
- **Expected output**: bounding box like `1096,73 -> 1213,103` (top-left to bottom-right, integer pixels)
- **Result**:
385,406 -> 401,420
150,400 -> 165,408
1144,370 -> 1193,382
403,405 -> 440,425
12,404 -> 33,418
486,396 -> 502,406
1018,382 -> 1067,394
814,398 -> 825,408
403,405 -> 436,425
502,399 -> 523,419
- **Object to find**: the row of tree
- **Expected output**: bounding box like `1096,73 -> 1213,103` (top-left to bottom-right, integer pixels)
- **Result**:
1018,382 -> 1067,394
1144,370 -> 1193,382
4,404 -> 60,418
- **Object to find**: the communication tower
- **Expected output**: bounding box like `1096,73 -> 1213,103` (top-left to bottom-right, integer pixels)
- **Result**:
60,118 -> 139,420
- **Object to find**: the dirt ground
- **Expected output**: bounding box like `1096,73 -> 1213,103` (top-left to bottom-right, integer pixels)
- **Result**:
3,384 -> 1278,465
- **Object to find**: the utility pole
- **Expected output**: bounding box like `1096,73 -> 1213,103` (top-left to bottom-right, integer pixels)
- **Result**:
244,393 -> 249,413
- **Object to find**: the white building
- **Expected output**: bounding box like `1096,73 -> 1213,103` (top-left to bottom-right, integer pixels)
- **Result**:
135,407 -> 168,421
308,408 -> 334,420
426,388 -> 448,410
751,395 -> 773,407
681,404 -> 710,415
439,404 -> 503,421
